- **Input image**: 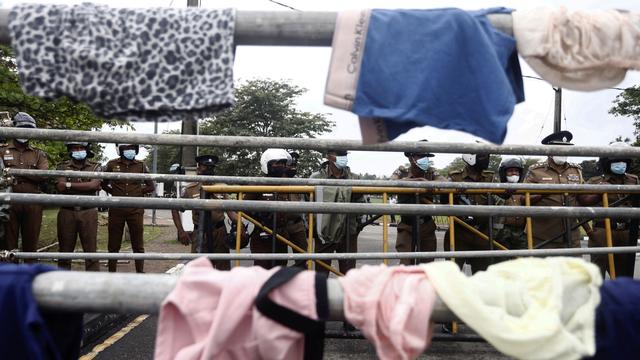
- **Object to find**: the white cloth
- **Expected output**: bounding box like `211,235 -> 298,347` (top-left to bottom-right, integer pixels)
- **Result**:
422,257 -> 602,360
513,7 -> 640,91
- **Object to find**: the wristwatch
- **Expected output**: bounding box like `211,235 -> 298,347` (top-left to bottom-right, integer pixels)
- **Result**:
65,182 -> 71,189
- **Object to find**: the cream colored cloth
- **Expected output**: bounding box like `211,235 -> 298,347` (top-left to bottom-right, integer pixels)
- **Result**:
422,258 -> 602,360
513,7 -> 640,91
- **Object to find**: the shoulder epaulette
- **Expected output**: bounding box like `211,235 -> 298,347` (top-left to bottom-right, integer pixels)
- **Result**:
528,162 -> 547,170
627,173 -> 639,180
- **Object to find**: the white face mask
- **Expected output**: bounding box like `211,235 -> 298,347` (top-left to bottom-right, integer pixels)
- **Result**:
15,138 -> 29,144
506,175 -> 520,183
552,156 -> 567,165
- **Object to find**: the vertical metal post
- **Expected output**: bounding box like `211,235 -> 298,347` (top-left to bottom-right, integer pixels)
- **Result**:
412,193 -> 419,265
525,192 -> 533,249
196,189 -> 205,253
602,193 -> 617,279
448,193 -> 456,256
448,191 -> 458,334
307,191 -> 314,270
271,210 -> 277,269
554,87 -> 562,132
487,192 -> 494,264
382,192 -> 389,265
151,120 -> 158,226
235,192 -> 243,268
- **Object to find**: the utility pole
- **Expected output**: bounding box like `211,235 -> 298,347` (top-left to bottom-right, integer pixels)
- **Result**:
553,87 -> 562,132
181,0 -> 200,170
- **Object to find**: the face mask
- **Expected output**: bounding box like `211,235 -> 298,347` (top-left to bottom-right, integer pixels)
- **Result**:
610,162 -> 627,175
122,149 -> 136,160
415,157 -> 430,171
71,150 -> 87,161
15,138 -> 29,143
474,157 -> 490,171
285,168 -> 297,177
267,166 -> 287,177
506,175 -> 520,183
334,155 -> 348,169
552,156 -> 567,165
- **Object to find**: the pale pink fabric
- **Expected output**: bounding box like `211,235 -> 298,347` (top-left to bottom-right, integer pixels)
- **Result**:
338,265 -> 436,360
514,7 -> 640,91
154,257 -> 318,360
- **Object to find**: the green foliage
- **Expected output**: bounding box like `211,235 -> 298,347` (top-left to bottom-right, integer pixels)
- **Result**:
154,79 -> 334,177
0,45 -> 124,167
610,86 -> 640,144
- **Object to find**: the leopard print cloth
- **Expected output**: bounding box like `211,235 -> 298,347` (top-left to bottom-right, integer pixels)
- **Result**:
9,3 -> 235,122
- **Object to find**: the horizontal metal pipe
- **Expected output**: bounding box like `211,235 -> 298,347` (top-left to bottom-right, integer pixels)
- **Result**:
31,270 -> 454,322
10,169 -> 640,193
0,9 -> 511,47
11,246 -> 640,261
0,128 -> 639,157
1,192 -> 640,218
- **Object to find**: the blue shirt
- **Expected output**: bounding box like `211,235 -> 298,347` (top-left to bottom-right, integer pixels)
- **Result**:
352,8 -> 524,144
0,264 -> 83,360
589,278 -> 640,359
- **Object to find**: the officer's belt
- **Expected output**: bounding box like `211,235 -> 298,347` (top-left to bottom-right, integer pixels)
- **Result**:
61,206 -> 96,211
593,220 -> 629,230
194,220 -> 226,231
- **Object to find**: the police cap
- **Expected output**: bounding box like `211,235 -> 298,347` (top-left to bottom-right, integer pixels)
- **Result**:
195,154 -> 219,166
404,139 -> 434,158
541,131 -> 574,145
327,149 -> 348,156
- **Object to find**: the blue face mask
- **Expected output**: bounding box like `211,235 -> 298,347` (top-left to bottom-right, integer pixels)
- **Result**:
610,162 -> 627,175
71,150 -> 87,161
415,157 -> 431,171
334,155 -> 348,169
122,149 -> 136,160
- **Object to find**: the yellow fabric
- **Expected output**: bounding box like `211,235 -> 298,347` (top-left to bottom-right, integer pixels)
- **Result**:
422,258 -> 602,360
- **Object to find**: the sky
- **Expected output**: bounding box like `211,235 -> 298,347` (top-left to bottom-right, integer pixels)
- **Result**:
3,0 -> 640,175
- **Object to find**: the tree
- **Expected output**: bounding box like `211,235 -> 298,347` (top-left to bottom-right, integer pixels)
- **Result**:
0,45 -> 124,167
155,79 -> 334,177
610,86 -> 640,145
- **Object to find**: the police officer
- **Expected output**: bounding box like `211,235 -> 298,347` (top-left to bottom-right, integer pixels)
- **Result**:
55,141 -> 101,271
524,131 -> 584,249
102,143 -> 155,272
245,149 -> 308,269
495,158 -> 527,250
392,141 -> 447,265
444,150 -> 496,272
1,112 -> 48,256
310,149 -> 364,274
578,142 -> 638,277
170,155 -> 242,270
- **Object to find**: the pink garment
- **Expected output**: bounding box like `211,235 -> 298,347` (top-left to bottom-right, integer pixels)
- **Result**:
154,257 -> 319,360
338,265 -> 436,360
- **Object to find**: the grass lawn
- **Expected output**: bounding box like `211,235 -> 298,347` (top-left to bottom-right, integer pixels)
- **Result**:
37,209 -> 168,251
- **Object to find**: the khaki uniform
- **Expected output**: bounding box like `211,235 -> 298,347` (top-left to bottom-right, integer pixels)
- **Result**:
56,160 -> 101,271
1,142 -> 48,253
524,160 -> 583,248
393,168 -> 447,265
495,195 -> 527,252
181,182 -> 230,270
586,173 -> 638,278
310,163 -> 363,274
444,166 -> 496,273
244,191 -> 308,269
103,158 -> 152,273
